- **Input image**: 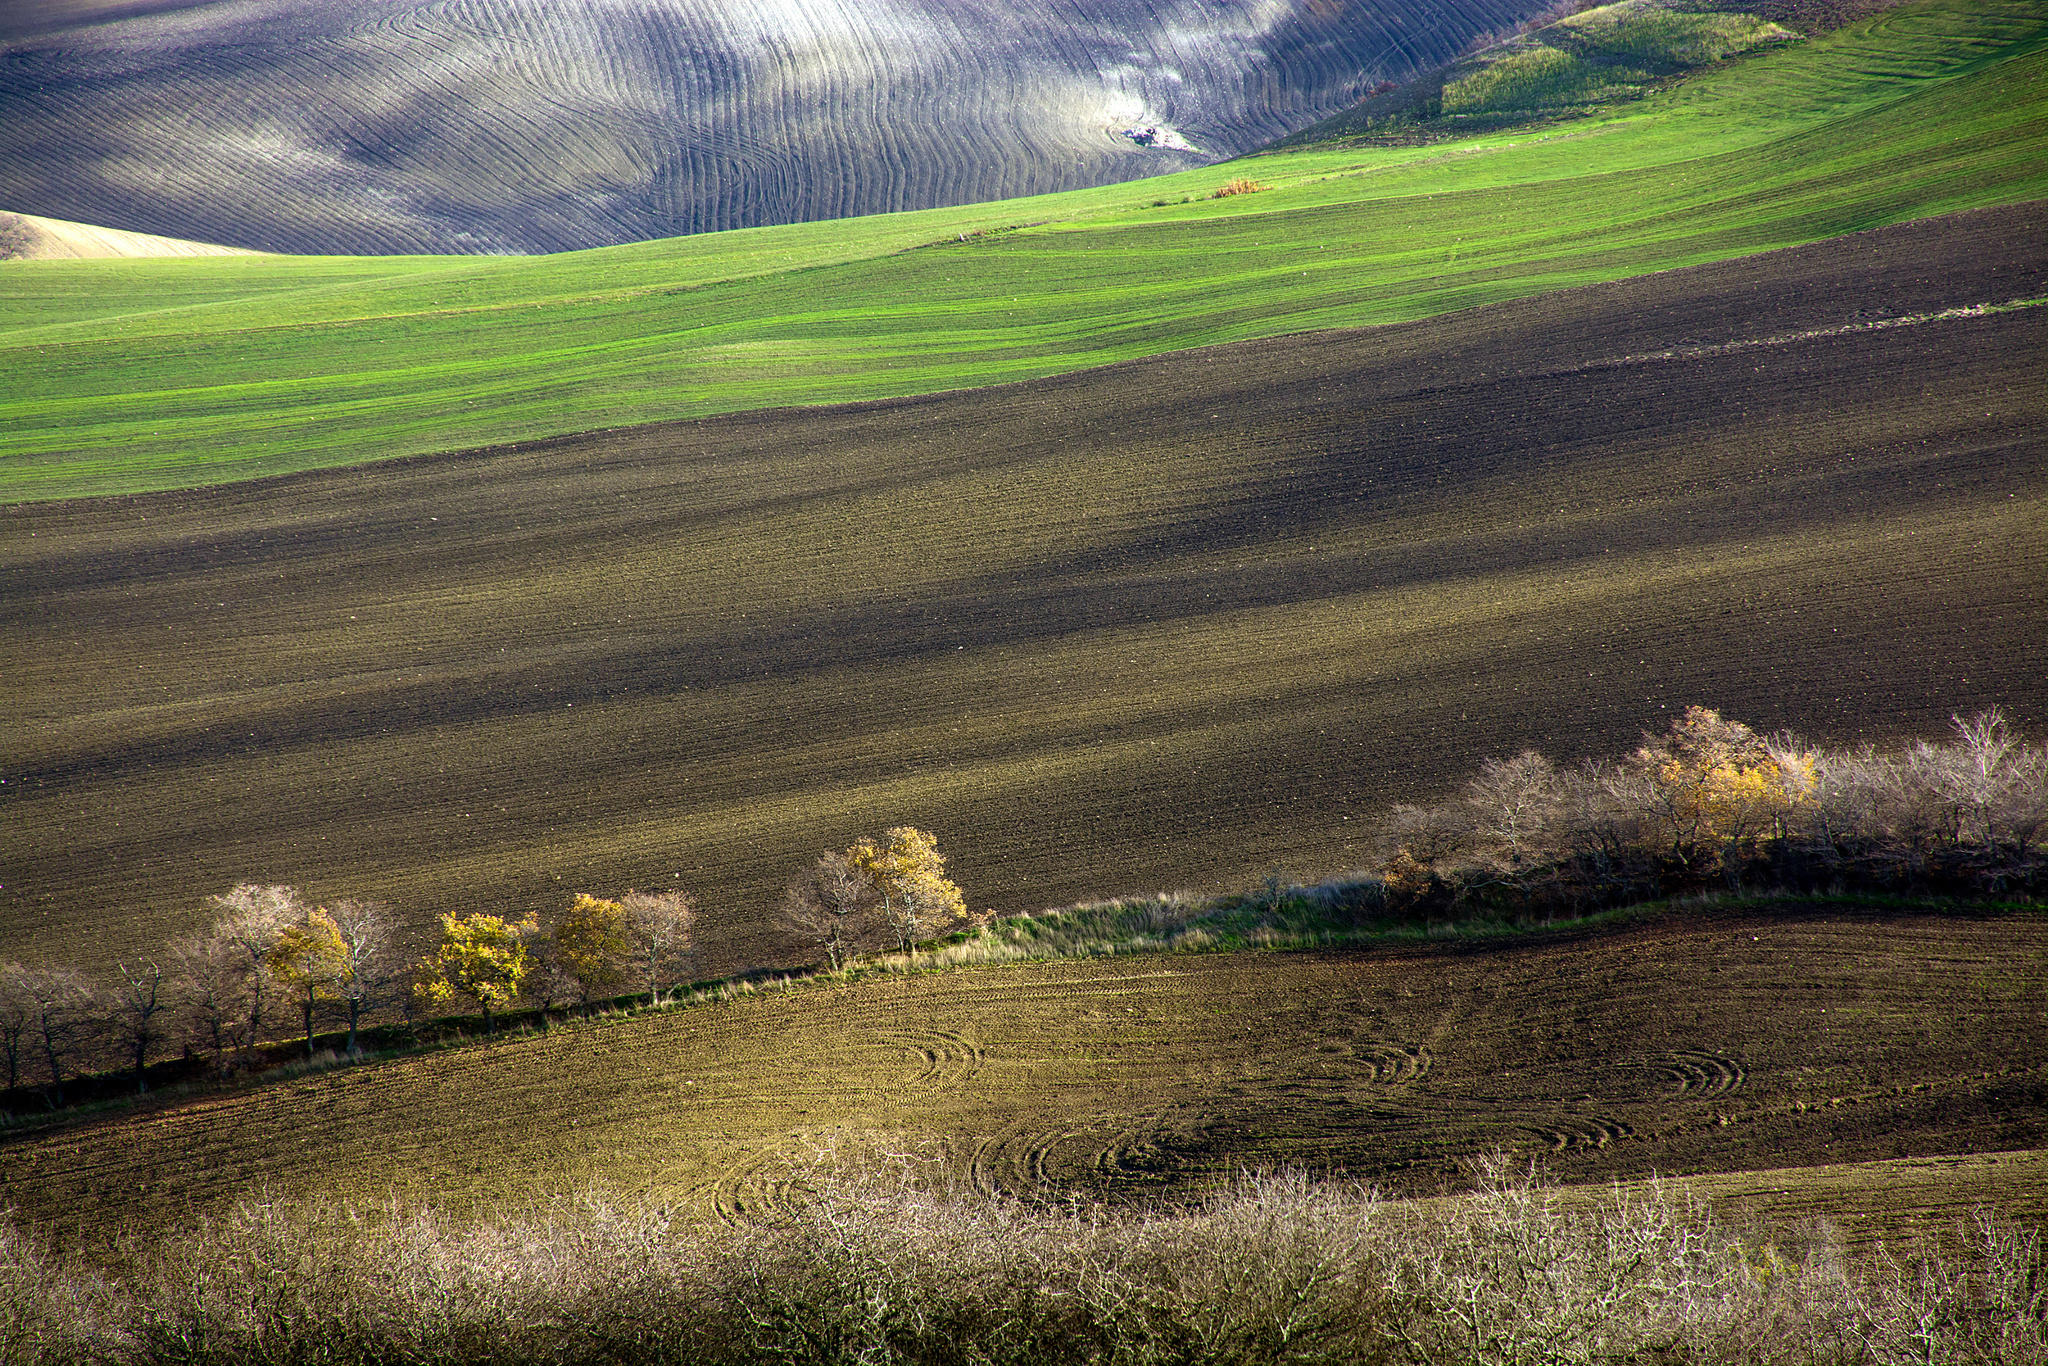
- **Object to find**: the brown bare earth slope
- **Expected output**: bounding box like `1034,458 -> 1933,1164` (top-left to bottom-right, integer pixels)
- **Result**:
3,202 -> 2045,974
3,905 -> 2042,1244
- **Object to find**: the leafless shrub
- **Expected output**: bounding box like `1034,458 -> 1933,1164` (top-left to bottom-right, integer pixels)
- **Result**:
1378,706 -> 2047,913
12,1162 -> 2041,1364
1384,801 -> 1475,867
0,1217 -> 117,1366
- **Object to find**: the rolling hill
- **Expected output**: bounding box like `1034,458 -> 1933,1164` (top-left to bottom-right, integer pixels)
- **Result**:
0,0 -> 1543,255
1,0 -> 2042,500
3,200 -> 2041,975
0,3 -> 2042,1343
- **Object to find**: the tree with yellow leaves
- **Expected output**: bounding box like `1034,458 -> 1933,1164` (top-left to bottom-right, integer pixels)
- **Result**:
415,912 -> 536,1036
267,907 -> 349,1059
1633,706 -> 1809,882
553,893 -> 635,1002
847,826 -> 970,953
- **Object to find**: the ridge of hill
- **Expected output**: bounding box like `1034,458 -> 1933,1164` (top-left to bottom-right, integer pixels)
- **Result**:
3,198 -> 2041,975
0,0 -> 2042,501
0,0 -> 1543,256
0,210 -> 258,261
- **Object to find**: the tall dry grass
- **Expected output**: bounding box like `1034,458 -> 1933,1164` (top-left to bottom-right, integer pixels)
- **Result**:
5,1162 -> 2041,1365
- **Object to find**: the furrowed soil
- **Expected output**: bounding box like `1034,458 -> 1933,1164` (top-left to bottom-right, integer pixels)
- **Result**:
3,202 -> 2044,974
3,905 -> 2042,1245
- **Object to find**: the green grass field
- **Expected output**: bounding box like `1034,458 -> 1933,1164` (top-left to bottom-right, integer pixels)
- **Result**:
1,0 -> 2044,500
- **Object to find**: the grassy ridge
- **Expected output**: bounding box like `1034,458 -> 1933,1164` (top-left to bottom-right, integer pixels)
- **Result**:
1,0 -> 2044,499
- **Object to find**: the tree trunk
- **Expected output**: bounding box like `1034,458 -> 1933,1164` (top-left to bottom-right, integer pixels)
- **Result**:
302,995 -> 315,1060
346,996 -> 363,1058
40,1036 -> 63,1108
247,967 -> 266,1058
133,1036 -> 149,1094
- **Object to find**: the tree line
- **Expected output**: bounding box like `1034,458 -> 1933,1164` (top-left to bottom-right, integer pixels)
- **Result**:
1374,706 -> 2046,918
0,825 -> 970,1112
7,705 -> 2039,1113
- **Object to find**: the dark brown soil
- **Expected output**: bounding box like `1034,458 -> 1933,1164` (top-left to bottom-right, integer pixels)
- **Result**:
3,202 -> 2044,974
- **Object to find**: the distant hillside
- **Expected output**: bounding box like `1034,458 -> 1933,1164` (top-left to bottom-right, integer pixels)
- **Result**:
1274,0 -> 1899,145
0,209 -> 257,260
0,0 -> 1546,255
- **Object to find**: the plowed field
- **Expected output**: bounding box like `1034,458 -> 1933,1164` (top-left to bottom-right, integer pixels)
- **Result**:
5,905 -> 2042,1246
4,202 -> 2044,974
0,0 -> 1527,253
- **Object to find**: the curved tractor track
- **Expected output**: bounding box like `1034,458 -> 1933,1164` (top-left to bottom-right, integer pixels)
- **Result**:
0,0 -> 1541,252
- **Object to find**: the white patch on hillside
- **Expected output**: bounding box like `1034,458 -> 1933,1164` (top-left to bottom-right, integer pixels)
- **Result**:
0,209 -> 259,258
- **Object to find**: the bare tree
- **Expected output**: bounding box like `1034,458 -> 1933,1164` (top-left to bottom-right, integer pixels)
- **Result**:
1463,750 -> 1560,864
778,851 -> 880,970
206,883 -> 302,1054
328,899 -> 393,1058
1380,801 -> 1474,869
169,931 -> 255,1071
620,890 -> 696,1003
108,961 -> 168,1094
0,963 -> 32,1094
522,930 -> 581,1027
17,967 -> 100,1107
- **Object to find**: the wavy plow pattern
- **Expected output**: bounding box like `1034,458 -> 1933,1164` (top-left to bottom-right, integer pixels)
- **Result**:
873,1027 -> 987,1090
1655,1050 -> 1748,1099
1353,1042 -> 1433,1086
0,0 -> 1543,252
964,1111 -> 1197,1198
706,1148 -> 806,1227
1525,1115 -> 1637,1152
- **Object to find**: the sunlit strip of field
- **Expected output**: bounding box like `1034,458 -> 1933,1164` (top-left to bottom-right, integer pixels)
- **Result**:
4,906 -> 2041,1245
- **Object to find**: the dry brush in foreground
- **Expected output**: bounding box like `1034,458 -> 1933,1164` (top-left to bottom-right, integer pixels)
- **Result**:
3,1162 -> 2041,1366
